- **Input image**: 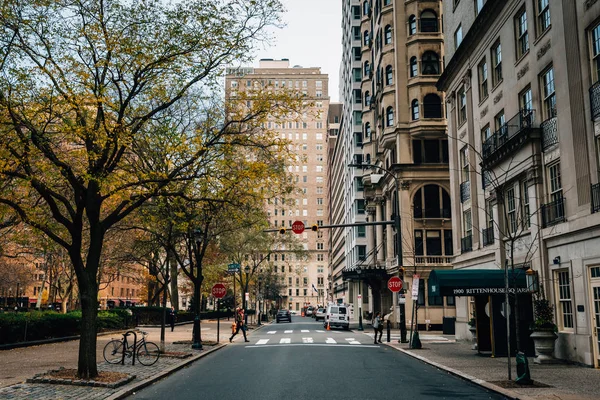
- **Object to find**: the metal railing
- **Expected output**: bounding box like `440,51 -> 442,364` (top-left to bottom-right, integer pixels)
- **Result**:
541,108 -> 558,151
590,80 -> 600,121
482,227 -> 494,247
461,234 -> 473,253
541,197 -> 565,228
591,183 -> 600,214
415,256 -> 452,265
482,109 -> 535,159
460,181 -> 470,203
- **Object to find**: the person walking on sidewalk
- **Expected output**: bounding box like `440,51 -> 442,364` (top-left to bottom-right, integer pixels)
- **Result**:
169,307 -> 177,332
372,312 -> 383,344
230,308 -> 249,343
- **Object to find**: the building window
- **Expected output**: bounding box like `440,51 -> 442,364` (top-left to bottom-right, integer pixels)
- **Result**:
536,0 -> 550,35
491,41 -> 502,86
364,61 -> 370,77
556,270 -> 573,329
515,8 -> 529,59
520,86 -> 532,111
591,23 -> 600,83
455,25 -> 463,49
408,15 -> 417,35
385,25 -> 392,45
410,57 -> 418,77
386,106 -> 394,127
458,86 -> 467,125
420,10 -> 438,33
506,185 -> 517,234
478,59 -> 488,101
418,279 -> 425,306
364,91 -> 371,107
475,0 -> 484,15
364,122 -> 371,138
548,162 -> 562,203
422,51 -> 440,75
481,124 -> 491,147
411,99 -> 419,120
364,30 -> 370,46
460,146 -> 469,184
357,225 -> 366,238
522,180 -> 530,229
412,184 -> 451,219
385,65 -> 393,85
495,110 -> 505,132
363,1 -> 369,16
463,209 -> 472,237
423,94 -> 442,119
541,66 -> 556,119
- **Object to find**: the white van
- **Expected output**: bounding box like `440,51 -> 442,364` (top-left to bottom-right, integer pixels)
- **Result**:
324,304 -> 350,330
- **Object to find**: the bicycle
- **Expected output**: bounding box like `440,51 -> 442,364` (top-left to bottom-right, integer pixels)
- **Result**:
103,331 -> 160,366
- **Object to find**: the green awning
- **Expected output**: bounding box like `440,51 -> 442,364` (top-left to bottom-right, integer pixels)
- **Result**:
429,269 -> 527,297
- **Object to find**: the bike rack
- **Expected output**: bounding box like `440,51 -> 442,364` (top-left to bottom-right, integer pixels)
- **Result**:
121,330 -> 137,365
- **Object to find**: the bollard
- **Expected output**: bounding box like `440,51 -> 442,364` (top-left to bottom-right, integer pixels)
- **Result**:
386,320 -> 391,343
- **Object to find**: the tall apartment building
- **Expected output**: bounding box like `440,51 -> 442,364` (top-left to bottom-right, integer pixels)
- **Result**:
225,59 -> 330,312
327,0 -> 368,308
334,0 -> 454,330
438,0 -> 600,366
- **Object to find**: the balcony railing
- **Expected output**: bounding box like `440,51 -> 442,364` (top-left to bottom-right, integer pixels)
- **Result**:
482,109 -> 535,160
591,183 -> 600,214
541,197 -> 565,228
590,80 -> 600,121
461,234 -> 473,253
415,256 -> 452,265
482,227 -> 494,247
460,180 -> 470,203
541,108 -> 558,151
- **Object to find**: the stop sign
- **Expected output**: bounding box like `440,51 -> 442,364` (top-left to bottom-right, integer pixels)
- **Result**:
388,276 -> 403,292
292,220 -> 305,234
212,283 -> 227,299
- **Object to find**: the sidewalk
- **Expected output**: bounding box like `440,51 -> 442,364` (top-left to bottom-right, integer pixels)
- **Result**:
382,336 -> 599,400
0,319 -> 267,400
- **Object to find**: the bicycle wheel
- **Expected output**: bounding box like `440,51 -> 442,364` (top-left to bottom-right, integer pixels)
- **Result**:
136,341 -> 160,366
103,339 -> 125,364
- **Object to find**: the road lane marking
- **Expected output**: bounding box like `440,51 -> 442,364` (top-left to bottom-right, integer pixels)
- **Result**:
256,339 -> 269,345
345,338 -> 361,344
280,338 -> 291,344
245,344 -> 379,348
316,330 -> 324,333
302,337 -> 313,343
326,338 -> 336,344
267,331 -> 276,334
284,330 -> 293,333
301,330 -> 309,333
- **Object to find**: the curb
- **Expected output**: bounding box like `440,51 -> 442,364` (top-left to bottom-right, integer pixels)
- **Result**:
105,343 -> 227,400
0,329 -> 135,351
384,344 -> 537,400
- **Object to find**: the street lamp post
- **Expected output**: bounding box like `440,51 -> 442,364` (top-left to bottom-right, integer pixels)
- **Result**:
192,236 -> 203,350
356,266 -> 363,331
243,265 -> 250,325
349,163 -> 408,343
257,276 -> 262,326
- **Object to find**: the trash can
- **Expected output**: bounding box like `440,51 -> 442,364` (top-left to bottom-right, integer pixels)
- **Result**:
442,317 -> 456,335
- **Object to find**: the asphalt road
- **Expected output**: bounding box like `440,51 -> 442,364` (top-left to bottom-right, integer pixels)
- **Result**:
129,316 -> 506,400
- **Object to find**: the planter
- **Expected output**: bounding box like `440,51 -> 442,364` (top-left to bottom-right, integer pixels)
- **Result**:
530,330 -> 557,364
468,325 -> 478,350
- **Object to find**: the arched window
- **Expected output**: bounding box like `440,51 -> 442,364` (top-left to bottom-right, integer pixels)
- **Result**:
411,99 -> 420,120
421,51 -> 440,75
364,91 -> 371,107
366,153 -> 371,164
364,61 -> 371,77
408,15 -> 417,35
423,94 -> 442,118
410,57 -> 418,77
413,185 -> 451,219
420,10 -> 438,33
384,25 -> 392,45
363,1 -> 369,16
385,65 -> 393,85
386,106 -> 394,127
364,30 -> 370,46
364,122 -> 371,138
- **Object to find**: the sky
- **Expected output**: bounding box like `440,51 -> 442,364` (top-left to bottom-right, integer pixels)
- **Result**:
252,0 -> 342,102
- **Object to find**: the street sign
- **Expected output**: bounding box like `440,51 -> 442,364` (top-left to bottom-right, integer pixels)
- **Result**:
228,263 -> 240,273
388,276 -> 403,292
357,294 -> 362,306
212,283 -> 227,299
412,274 -> 420,300
292,220 -> 305,234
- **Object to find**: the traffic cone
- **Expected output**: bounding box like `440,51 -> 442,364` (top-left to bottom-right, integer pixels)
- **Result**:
326,320 -> 331,331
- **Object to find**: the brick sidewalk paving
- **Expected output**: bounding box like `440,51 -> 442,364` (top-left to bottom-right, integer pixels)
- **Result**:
0,319 -> 262,400
383,339 -> 600,400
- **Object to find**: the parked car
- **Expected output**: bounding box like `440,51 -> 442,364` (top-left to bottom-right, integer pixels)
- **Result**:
305,306 -> 314,316
315,307 -> 326,321
324,304 -> 350,330
276,309 -> 292,323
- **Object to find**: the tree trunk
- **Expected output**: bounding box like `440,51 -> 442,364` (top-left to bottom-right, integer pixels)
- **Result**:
170,261 -> 179,311
77,280 -> 99,379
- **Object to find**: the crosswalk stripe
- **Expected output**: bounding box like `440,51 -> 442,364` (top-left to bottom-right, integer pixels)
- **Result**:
301,330 -> 309,333
345,338 -> 361,344
280,338 -> 291,344
326,338 -> 336,344
284,330 -> 293,333
256,339 -> 269,345
267,331 -> 276,334
302,337 -> 313,343
316,330 -> 324,333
